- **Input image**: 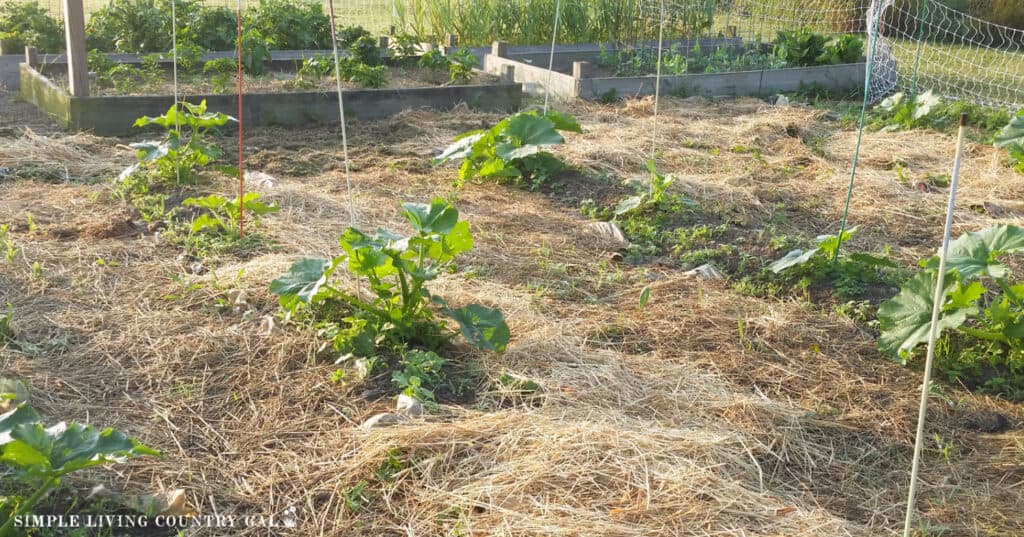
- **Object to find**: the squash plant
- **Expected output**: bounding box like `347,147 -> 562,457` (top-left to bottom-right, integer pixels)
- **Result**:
116,100 -> 235,223
995,112 -> 1024,173
878,225 -> 1024,398
0,399 -> 157,536
271,198 -> 509,360
767,226 -> 900,301
183,192 -> 279,238
434,110 -> 582,189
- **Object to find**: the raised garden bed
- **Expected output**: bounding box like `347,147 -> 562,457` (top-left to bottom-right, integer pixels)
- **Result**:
483,40 -> 866,101
19,50 -> 522,135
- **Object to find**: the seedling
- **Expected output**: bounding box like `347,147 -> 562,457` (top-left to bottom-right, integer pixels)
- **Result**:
183,192 -> 279,238
0,225 -> 17,261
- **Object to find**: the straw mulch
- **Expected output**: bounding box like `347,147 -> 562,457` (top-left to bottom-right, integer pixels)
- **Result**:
1,98 -> 1022,537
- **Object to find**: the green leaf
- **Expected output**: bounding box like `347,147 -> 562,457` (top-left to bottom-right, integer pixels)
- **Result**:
925,225 -> 1024,280
3,421 -> 157,476
613,196 -> 645,216
878,271 -> 975,359
402,198 -> 459,235
879,92 -> 904,112
504,114 -> 564,147
769,248 -> 820,273
190,214 -> 223,233
994,115 -> 1024,149
848,252 -> 899,268
478,157 -> 522,178
433,132 -> 485,165
182,195 -> 227,211
442,304 -> 510,352
0,404 -> 42,445
545,110 -> 583,133
639,286 -> 651,308
269,258 -> 333,304
947,280 -> 986,310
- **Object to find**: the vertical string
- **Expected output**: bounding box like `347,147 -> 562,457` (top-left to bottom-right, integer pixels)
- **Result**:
171,0 -> 181,187
832,0 -> 884,262
901,114 -> 969,537
328,0 -> 357,229
650,0 -> 667,180
236,0 -> 245,238
909,0 -> 929,98
543,0 -> 563,115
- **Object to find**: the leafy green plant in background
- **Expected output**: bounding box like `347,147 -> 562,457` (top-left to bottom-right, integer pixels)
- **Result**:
347,34 -> 381,66
244,0 -> 330,50
995,112 -> 1024,173
271,199 -> 509,396
0,1 -> 63,54
240,29 -> 272,76
768,226 -> 900,301
772,28 -> 863,67
434,110 -> 582,189
0,396 -> 158,537
878,225 -> 1024,400
873,90 -> 944,131
396,0 -> 714,47
417,48 -> 477,84
203,57 -> 238,93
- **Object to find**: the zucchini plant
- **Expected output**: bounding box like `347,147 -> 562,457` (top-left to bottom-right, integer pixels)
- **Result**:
434,110 -> 582,189
995,112 -> 1024,173
768,226 -> 899,301
0,398 -> 157,536
116,100 -> 234,223
270,199 -> 509,396
183,192 -> 279,238
878,225 -> 1024,399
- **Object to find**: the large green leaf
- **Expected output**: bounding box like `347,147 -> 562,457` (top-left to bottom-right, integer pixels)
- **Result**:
545,110 -> 583,133
768,248 -> 820,273
925,225 -> 1024,280
442,304 -> 510,352
994,115 -> 1024,149
402,198 -> 459,235
878,271 -> 975,359
0,404 -> 42,445
2,421 -> 157,477
433,132 -> 485,165
504,114 -> 564,147
269,258 -> 333,304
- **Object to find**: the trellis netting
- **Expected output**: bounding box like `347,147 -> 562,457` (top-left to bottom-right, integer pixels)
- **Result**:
872,0 -> 1024,110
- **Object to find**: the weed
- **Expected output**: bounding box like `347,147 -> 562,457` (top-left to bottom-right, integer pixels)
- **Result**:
0,225 -> 18,261
342,481 -> 369,513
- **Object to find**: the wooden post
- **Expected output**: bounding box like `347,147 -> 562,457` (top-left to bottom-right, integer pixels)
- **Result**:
491,41 -> 508,59
572,61 -> 592,80
378,36 -> 390,50
499,65 -> 515,83
25,46 -> 38,68
62,0 -> 89,96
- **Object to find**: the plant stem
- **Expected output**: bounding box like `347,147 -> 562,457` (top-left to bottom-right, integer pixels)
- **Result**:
0,478 -> 58,537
